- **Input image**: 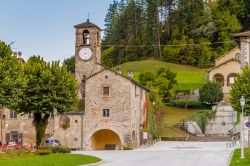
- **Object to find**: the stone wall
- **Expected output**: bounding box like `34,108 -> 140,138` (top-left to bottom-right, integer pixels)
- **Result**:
75,26 -> 103,100
0,107 -> 54,146
205,106 -> 237,136
54,114 -> 83,149
239,37 -> 250,67
130,83 -> 147,147
208,61 -> 241,94
174,89 -> 199,100
0,107 -> 84,149
84,69 -> 148,149
215,47 -> 240,66
181,121 -> 202,135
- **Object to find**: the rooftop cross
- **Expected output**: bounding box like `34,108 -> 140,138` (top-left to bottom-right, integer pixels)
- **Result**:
87,13 -> 90,22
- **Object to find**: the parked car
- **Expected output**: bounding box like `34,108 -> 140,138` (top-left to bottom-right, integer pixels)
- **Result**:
7,141 -> 18,149
45,139 -> 61,147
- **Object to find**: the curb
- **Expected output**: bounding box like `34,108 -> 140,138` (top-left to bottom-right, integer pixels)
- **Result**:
227,149 -> 234,166
81,160 -> 103,166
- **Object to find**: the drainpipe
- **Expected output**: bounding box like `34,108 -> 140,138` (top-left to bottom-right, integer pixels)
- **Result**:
81,113 -> 83,150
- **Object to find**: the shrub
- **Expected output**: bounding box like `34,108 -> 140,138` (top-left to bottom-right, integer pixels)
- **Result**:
0,149 -> 32,159
123,146 -> 133,150
185,109 -> 216,133
230,66 -> 250,115
50,146 -> 71,153
35,148 -> 52,155
245,147 -> 250,160
62,123 -> 69,129
166,100 -> 208,109
199,82 -> 223,106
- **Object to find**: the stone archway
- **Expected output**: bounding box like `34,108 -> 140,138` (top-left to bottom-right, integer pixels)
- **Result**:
213,73 -> 224,86
89,129 -> 121,150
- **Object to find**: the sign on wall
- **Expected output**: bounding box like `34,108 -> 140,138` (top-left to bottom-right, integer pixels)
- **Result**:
229,77 -> 235,84
143,132 -> 148,139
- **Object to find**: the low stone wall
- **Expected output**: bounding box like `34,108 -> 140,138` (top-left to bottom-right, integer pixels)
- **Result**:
180,121 -> 202,135
205,106 -> 237,136
174,89 -> 199,101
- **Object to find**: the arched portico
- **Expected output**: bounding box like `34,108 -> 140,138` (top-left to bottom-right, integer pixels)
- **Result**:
213,73 -> 224,86
89,129 -> 121,150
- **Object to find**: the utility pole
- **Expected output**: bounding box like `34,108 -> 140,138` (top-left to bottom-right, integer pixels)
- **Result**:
156,1 -> 161,59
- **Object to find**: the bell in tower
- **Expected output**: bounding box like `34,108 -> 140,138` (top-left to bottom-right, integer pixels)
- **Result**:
74,19 -> 103,100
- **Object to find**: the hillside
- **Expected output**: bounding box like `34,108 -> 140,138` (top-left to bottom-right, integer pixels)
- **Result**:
114,60 -> 208,91
157,106 -> 197,139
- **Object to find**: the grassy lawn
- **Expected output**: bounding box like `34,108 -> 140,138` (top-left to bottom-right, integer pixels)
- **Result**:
230,149 -> 250,166
0,153 -> 101,166
156,106 -> 197,138
114,60 -> 208,91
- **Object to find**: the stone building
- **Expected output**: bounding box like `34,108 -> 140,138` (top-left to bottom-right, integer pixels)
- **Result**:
208,47 -> 241,102
206,30 -> 250,136
74,19 -> 150,150
208,30 -> 250,100
0,19 -> 150,150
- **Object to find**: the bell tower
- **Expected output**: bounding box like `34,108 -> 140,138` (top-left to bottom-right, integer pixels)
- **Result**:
74,19 -> 102,99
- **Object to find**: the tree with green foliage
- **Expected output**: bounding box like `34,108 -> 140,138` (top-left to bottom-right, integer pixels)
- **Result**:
139,67 -> 177,102
240,0 -> 250,30
0,40 -> 26,109
63,56 -> 75,74
199,81 -> 223,106
102,0 -> 244,68
209,0 -> 242,54
101,46 -> 117,68
230,66 -> 250,115
16,56 -> 78,148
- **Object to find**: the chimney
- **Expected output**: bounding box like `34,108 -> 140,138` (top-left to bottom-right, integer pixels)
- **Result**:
116,68 -> 122,74
13,52 -> 17,57
17,51 -> 22,58
128,70 -> 133,79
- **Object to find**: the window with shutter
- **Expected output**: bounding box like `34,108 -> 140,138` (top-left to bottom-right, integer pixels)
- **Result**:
10,110 -> 17,118
103,87 -> 110,96
102,109 -> 110,117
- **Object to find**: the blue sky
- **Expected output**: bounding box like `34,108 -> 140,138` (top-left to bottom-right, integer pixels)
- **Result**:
0,0 -> 113,62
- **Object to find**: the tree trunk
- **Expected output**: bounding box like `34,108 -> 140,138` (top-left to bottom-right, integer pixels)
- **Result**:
33,113 -> 50,149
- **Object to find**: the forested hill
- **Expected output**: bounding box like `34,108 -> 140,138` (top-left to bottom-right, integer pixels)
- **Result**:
101,0 -> 250,68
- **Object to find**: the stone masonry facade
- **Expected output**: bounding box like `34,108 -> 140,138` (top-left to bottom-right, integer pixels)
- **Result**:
0,20 -> 149,150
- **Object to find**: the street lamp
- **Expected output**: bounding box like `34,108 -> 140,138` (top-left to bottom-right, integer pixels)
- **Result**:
240,96 -> 245,159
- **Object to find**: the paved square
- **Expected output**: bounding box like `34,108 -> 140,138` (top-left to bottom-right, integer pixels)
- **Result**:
73,141 -> 236,166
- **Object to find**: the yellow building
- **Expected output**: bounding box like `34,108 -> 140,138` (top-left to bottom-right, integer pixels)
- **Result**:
208,47 -> 241,102
208,30 -> 250,102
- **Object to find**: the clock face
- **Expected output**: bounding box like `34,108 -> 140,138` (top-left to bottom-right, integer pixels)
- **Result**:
79,48 -> 92,60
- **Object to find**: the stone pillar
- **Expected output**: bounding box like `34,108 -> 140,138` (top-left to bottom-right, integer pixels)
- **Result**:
239,37 -> 250,68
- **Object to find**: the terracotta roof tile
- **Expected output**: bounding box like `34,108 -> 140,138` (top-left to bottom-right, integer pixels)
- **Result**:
74,19 -> 102,30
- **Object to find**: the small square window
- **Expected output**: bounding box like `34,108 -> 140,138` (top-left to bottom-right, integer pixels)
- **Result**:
75,120 -> 78,123
74,138 -> 78,141
105,75 -> 108,79
103,109 -> 110,117
103,87 -> 110,96
10,110 -> 17,119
